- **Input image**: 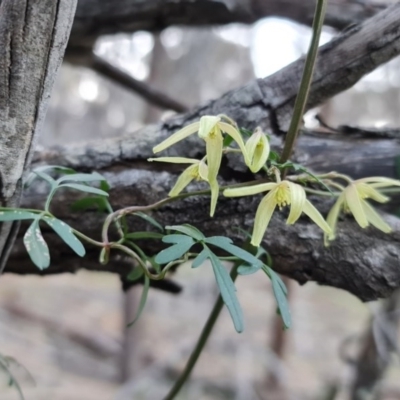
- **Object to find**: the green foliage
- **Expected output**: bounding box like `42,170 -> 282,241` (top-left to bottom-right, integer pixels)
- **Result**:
273,160 -> 333,194
153,224 -> 290,332
58,183 -> 108,197
127,275 -> 150,327
0,210 -> 40,221
133,212 -> 164,232
262,265 -> 291,329
204,236 -> 262,269
43,216 -> 85,257
204,247 -> 244,333
166,224 -> 205,240
127,267 -> 144,282
23,219 -> 50,270
125,232 -> 164,240
155,234 -> 195,264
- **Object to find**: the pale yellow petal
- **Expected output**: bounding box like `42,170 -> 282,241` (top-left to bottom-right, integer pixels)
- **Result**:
302,200 -> 332,235
245,131 -> 260,164
358,177 -> 400,186
245,128 -> 270,173
356,183 -> 389,203
224,182 -> 277,197
205,133 -> 223,182
168,165 -> 197,196
362,200 -> 392,233
287,182 -> 306,224
198,160 -> 209,181
252,135 -> 270,173
325,194 -> 344,243
218,114 -> 237,126
345,183 -> 368,228
219,122 -> 250,165
153,122 -> 199,153
251,191 -> 276,247
209,179 -> 220,217
148,157 -> 199,164
198,116 -> 220,139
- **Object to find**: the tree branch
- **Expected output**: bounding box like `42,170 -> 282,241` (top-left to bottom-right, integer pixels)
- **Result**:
0,0 -> 77,268
68,0 -> 389,50
89,55 -> 188,113
5,4 -> 400,302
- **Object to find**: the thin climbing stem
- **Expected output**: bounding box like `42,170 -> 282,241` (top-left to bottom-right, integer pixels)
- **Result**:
101,179 -> 269,243
163,265 -> 239,400
279,0 -> 327,164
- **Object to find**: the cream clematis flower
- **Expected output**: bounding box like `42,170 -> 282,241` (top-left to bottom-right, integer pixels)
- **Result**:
153,115 -> 249,186
224,180 -> 331,247
148,157 -> 219,217
325,177 -> 400,243
245,127 -> 270,173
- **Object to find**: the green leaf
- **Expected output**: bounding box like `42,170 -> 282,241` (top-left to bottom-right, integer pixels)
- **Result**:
59,183 -> 109,197
237,263 -> 261,275
207,248 -> 244,333
127,267 -> 144,282
0,210 -> 38,222
271,269 -> 288,297
33,171 -> 57,187
57,172 -> 105,184
100,180 -> 111,192
292,163 -> 334,195
147,256 -> 161,274
239,127 -> 253,138
192,248 -> 209,268
268,150 -> 280,162
162,234 -> 191,244
166,224 -> 205,241
23,220 -> 50,270
133,212 -> 163,232
127,275 -> 150,327
155,235 -> 194,264
70,197 -> 109,212
263,265 -> 291,328
223,135 -> 234,147
42,216 -> 85,257
125,232 -> 164,240
205,236 -> 262,268
33,165 -> 76,174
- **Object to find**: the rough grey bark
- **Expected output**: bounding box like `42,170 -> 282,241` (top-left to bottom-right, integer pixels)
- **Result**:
7,166 -> 400,302
0,0 -> 77,270
4,3 -> 400,302
68,0 -> 388,51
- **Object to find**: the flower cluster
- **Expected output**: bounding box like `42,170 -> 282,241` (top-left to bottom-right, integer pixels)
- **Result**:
150,115 -> 400,247
324,177 -> 400,245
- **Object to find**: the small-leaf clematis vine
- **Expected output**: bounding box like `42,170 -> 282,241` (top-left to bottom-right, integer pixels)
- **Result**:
152,115 -> 250,187
148,157 -> 219,216
224,178 -> 331,247
325,177 -> 400,244
245,127 -> 270,173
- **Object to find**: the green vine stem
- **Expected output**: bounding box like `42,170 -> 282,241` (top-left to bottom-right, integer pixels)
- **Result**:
279,0 -> 327,164
163,265 -> 239,400
100,179 -> 269,243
